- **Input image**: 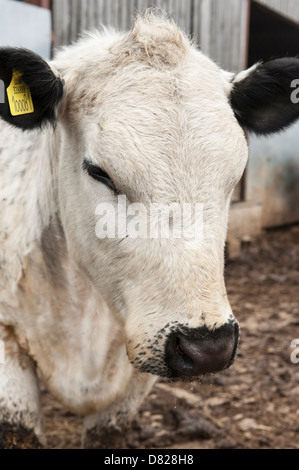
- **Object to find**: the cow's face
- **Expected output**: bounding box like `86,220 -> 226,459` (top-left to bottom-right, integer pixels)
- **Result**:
1,15 -> 299,379
54,22 -> 247,378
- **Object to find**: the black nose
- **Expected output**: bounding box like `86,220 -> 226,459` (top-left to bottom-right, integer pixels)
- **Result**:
165,322 -> 239,377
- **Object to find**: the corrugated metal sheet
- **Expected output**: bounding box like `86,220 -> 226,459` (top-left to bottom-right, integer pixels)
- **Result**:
52,0 -> 193,46
192,0 -> 249,72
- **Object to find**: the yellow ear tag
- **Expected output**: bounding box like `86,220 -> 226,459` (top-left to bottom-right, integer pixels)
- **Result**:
6,70 -> 34,116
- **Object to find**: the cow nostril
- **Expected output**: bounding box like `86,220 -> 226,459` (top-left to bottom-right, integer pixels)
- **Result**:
175,337 -> 185,355
165,323 -> 239,378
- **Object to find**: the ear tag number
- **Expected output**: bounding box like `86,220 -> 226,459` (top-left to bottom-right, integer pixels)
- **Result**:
7,70 -> 34,116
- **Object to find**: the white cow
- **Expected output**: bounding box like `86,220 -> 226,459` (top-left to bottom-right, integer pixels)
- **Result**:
0,13 -> 298,448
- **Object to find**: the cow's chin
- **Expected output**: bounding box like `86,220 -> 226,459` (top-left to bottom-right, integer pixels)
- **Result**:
128,354 -> 237,382
128,359 -> 201,382
128,355 -> 237,383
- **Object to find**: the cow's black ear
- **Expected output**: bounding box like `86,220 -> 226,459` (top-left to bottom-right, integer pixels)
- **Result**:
229,58 -> 299,135
0,48 -> 64,130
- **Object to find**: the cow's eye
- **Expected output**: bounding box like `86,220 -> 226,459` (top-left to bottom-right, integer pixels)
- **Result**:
82,159 -> 117,192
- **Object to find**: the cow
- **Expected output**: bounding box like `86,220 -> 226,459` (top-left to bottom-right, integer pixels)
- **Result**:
0,12 -> 299,448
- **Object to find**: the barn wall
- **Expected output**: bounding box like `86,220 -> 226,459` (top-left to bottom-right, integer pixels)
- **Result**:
247,122 -> 299,228
193,0 -> 249,72
255,0 -> 299,22
246,1 -> 299,229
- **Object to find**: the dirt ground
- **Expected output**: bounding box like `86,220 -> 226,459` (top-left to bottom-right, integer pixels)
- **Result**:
41,225 -> 299,449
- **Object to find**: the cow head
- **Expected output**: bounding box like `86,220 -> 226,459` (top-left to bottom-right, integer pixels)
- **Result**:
1,15 -> 299,379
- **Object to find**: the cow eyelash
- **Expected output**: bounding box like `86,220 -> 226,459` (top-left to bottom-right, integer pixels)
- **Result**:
82,159 -> 117,193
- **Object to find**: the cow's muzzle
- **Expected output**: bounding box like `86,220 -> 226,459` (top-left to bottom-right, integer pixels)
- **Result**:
165,322 -> 239,378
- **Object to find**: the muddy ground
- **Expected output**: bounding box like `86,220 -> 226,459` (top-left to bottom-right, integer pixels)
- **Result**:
41,226 -> 299,449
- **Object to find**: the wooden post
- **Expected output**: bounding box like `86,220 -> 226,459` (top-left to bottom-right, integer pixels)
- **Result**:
22,0 -> 51,8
